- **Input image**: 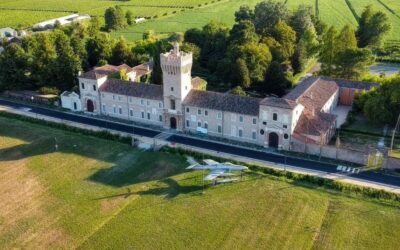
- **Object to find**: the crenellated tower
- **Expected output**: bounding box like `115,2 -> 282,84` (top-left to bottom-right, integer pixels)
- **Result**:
160,43 -> 193,130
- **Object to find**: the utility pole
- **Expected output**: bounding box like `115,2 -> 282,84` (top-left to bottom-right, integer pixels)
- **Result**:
390,111 -> 400,154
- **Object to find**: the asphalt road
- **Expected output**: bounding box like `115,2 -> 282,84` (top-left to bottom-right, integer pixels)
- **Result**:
1,98 -> 400,188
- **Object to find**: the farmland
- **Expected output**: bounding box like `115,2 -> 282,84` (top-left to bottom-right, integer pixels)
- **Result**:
0,0 -> 399,41
1,115 -> 400,248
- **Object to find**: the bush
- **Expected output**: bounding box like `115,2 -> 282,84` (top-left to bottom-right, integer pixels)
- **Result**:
39,86 -> 60,95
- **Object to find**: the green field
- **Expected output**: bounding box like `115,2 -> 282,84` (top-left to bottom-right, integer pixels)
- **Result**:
0,0 -> 212,29
1,0 -> 400,41
112,0 -> 400,41
1,115 -> 400,249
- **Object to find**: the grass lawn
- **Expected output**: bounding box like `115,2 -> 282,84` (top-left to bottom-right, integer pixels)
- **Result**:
389,149 -> 400,158
1,115 -> 400,249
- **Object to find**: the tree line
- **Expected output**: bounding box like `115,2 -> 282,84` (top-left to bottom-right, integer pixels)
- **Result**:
0,17 -> 167,93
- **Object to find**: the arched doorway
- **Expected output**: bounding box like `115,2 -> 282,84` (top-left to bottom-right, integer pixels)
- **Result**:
268,132 -> 279,148
87,99 -> 94,112
170,117 -> 177,129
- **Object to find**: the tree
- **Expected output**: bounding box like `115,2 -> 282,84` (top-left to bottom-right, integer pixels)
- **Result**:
88,16 -> 101,37
71,35 -> 89,70
110,37 -> 131,65
229,42 -> 272,84
53,31 -> 82,90
357,5 -> 391,48
200,21 -> 229,71
105,7 -> 117,31
270,21 -> 296,61
184,28 -> 204,47
290,4 -> 314,39
143,30 -> 157,41
104,6 -> 126,31
0,43 -> 30,90
320,26 -> 338,76
234,5 -> 254,22
231,58 -> 251,88
231,86 -> 246,96
263,61 -> 291,96
336,24 -> 357,52
229,20 -> 259,45
126,10 -> 133,25
335,48 -> 374,79
253,0 -> 289,36
86,33 -> 113,66
29,33 -> 57,87
298,26 -> 319,58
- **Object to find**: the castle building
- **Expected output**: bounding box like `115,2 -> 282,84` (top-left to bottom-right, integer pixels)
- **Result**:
65,44 -> 376,150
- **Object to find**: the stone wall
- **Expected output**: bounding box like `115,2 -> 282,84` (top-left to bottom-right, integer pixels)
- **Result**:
291,138 -> 367,165
386,157 -> 400,170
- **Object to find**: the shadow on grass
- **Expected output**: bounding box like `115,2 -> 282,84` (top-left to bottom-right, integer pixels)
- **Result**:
94,178 -> 204,200
0,128 -> 186,187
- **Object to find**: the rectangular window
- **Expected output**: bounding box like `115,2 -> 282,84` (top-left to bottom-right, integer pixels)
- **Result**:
140,99 -> 144,105
252,131 -> 257,140
252,118 -> 257,125
141,111 -> 145,119
198,109 -> 202,115
147,100 -> 150,106
159,115 -> 163,122
170,99 -> 176,110
159,102 -> 162,108
129,109 -> 133,117
113,106 -> 116,113
113,95 -> 115,100
129,97 -> 132,103
186,120 -> 190,127
217,112 -> 222,119
147,112 -> 151,120
93,85 -> 96,91
283,125 -> 287,129
118,96 -> 121,101
186,107 -> 190,113
81,82 -> 85,89
205,110 -> 208,116
239,116 -> 243,123
171,87 -> 174,91
231,126 -> 236,136
198,121 -> 201,127
118,106 -> 122,115
218,125 -> 222,133
238,129 -> 243,137
273,113 -> 278,121
204,122 -> 208,129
